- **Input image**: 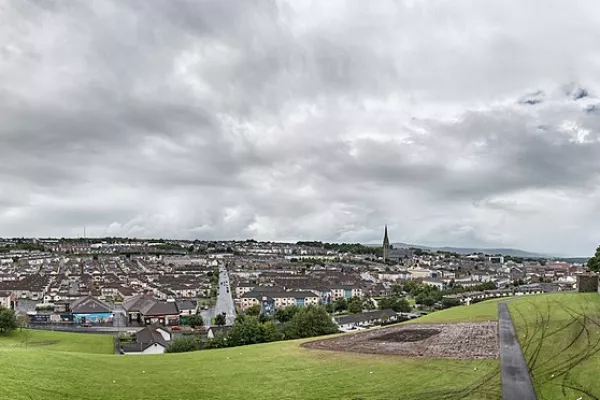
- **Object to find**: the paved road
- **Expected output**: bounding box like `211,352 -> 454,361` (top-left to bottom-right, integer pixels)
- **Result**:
498,302 -> 537,400
112,304 -> 127,328
203,264 -> 237,327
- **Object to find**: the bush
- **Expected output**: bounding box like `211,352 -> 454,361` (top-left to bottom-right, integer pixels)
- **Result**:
274,305 -> 300,323
378,297 -> 411,313
204,333 -> 228,349
0,307 -> 17,334
347,297 -> 363,314
166,336 -> 199,353
186,314 -> 204,328
283,305 -> 339,340
214,314 -> 226,326
441,298 -> 461,309
245,304 -> 261,316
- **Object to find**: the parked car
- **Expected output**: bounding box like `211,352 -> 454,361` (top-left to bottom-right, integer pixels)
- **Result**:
81,323 -> 92,328
171,325 -> 181,331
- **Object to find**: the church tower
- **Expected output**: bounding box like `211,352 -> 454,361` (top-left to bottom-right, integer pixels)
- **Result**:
383,225 -> 390,262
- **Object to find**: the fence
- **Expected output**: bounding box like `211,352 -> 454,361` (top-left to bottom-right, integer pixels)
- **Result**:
25,324 -> 130,334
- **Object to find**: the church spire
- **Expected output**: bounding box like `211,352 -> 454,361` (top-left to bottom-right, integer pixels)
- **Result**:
383,225 -> 390,262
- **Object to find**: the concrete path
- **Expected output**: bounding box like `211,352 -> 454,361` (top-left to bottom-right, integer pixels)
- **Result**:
498,302 -> 537,400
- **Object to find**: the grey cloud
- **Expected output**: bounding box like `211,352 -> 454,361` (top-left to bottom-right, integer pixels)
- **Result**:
518,90 -> 545,105
1,0 -> 600,255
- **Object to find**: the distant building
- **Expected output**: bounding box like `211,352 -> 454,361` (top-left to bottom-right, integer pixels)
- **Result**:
121,324 -> 171,355
0,291 -> 14,310
240,290 -> 320,311
334,309 -> 399,330
70,296 -> 113,325
122,294 -> 180,326
383,225 -> 390,262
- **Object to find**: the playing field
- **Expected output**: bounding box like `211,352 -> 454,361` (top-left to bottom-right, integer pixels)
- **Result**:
1,293 -> 597,400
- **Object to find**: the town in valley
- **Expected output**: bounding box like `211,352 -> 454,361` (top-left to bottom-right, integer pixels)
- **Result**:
0,228 -> 593,355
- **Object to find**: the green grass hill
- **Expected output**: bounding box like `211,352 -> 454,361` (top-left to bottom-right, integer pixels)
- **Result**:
1,293 -> 599,400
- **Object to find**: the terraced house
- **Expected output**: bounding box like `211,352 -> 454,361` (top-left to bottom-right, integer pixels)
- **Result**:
0,290 -> 14,309
329,285 -> 363,300
122,294 -> 180,326
240,290 -> 320,311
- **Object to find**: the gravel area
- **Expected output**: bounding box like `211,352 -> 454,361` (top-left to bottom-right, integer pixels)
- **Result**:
302,322 -> 499,359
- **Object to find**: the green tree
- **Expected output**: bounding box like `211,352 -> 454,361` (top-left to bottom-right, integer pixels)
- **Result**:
362,297 -> 376,310
325,303 -> 335,314
587,245 -> 600,272
422,296 -> 436,308
260,320 -> 283,342
415,293 -> 428,305
227,315 -> 266,346
0,307 -> 17,334
391,284 -> 403,297
246,304 -> 261,316
333,297 -> 347,312
378,296 -> 411,313
283,305 -> 339,339
274,305 -> 300,323
205,333 -> 228,349
441,298 -> 461,309
347,297 -> 363,314
186,314 -> 204,328
214,313 -> 227,326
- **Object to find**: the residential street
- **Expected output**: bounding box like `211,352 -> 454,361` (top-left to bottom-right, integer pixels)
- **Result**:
202,263 -> 236,327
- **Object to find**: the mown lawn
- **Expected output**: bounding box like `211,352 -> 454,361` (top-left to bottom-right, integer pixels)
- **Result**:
0,329 -> 113,354
509,292 -> 600,400
407,298 -> 501,324
0,327 -> 501,400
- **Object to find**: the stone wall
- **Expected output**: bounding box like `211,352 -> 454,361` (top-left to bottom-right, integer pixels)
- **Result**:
577,274 -> 599,293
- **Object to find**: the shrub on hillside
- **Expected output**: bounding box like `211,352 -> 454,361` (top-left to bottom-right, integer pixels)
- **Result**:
283,305 -> 338,340
378,297 -> 411,313
0,306 -> 17,334
166,336 -> 199,353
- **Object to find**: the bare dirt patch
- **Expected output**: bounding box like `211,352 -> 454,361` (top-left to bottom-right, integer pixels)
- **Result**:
28,341 -> 59,347
372,328 -> 441,343
302,322 -> 498,359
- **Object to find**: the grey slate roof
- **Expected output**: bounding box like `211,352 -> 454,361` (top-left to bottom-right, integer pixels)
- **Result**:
122,294 -> 179,316
70,296 -> 112,314
136,325 -> 170,347
176,300 -> 196,311
242,290 -> 319,300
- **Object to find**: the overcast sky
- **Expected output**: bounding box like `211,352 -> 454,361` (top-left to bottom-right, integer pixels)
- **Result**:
1,1 -> 600,255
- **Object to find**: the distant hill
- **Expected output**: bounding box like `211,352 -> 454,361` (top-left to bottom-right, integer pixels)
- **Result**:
389,243 -> 549,258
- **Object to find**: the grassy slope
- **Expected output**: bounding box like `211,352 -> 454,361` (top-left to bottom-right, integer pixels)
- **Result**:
0,336 -> 500,400
0,306 -> 504,400
408,298 -> 500,324
2,294 -> 593,400
509,292 -> 600,400
0,329 -> 113,354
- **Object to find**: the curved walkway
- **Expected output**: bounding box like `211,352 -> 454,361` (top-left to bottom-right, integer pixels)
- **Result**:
498,302 -> 537,400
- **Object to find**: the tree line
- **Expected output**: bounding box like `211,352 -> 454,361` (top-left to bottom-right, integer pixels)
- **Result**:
295,241 -> 383,257
167,305 -> 338,353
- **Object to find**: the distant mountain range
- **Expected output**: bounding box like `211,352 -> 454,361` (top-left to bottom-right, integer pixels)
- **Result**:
388,243 -> 550,258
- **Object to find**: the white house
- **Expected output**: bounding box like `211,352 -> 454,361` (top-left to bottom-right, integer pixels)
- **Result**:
0,291 -> 13,309
121,325 -> 171,355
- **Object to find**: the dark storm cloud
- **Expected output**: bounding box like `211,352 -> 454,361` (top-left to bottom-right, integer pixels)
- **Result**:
1,0 -> 600,255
